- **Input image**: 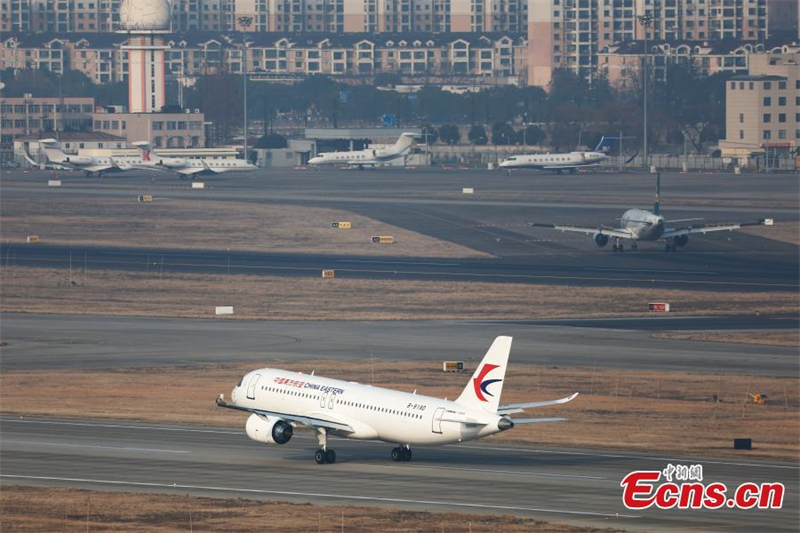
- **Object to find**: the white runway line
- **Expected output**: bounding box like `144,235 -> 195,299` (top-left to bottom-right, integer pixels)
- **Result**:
0,474 -> 640,519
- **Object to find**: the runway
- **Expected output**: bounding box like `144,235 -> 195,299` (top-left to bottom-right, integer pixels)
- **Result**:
2,313 -> 797,375
1,417 -> 797,532
3,168 -> 797,292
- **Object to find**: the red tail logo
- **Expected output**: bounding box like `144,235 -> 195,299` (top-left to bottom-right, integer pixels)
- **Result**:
473,364 -> 502,402
142,150 -> 151,162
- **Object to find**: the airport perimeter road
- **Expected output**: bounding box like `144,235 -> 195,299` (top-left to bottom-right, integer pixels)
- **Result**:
2,242 -> 797,291
1,417 -> 797,532
2,313 -> 797,375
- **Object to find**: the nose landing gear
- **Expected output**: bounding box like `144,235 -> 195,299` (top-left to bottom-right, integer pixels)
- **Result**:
612,238 -> 624,252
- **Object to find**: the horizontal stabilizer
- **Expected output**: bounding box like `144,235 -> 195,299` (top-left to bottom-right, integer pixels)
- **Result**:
510,417 -> 567,425
497,392 -> 579,414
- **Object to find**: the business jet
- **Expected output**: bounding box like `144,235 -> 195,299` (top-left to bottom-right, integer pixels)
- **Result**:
499,136 -> 614,174
531,173 -> 773,252
217,336 -> 577,464
36,138 -> 137,177
133,142 -> 257,176
308,132 -> 418,169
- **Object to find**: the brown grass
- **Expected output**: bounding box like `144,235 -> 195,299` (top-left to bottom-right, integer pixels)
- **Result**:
1,266 -> 797,320
653,330 -> 800,347
0,486 -> 617,533
2,361 -> 797,461
739,221 -> 800,246
0,197 -> 487,258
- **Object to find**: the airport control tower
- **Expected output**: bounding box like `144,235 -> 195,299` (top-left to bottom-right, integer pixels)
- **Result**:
118,0 -> 170,113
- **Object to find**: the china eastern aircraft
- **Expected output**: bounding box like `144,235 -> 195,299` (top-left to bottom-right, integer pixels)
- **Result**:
308,132 -> 418,169
132,142 -> 257,176
217,336 -> 577,464
499,136 -> 615,174
531,173 -> 773,252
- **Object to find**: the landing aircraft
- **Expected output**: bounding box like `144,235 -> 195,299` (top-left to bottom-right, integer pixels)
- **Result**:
308,132 -> 418,169
217,336 -> 577,464
531,173 -> 773,252
499,136 -> 615,174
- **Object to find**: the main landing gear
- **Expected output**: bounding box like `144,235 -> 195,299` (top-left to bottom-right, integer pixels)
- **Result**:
314,427 -> 337,464
612,239 -> 638,253
391,445 -> 412,462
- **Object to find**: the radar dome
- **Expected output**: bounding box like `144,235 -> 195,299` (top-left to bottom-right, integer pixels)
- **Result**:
119,0 -> 170,31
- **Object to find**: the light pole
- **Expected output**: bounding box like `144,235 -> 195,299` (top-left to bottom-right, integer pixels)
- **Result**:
638,13 -> 653,171
238,16 -> 253,162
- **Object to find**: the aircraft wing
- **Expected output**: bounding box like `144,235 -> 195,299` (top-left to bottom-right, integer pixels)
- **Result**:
83,164 -> 114,172
176,166 -> 207,176
661,218 -> 772,240
109,157 -> 133,171
497,393 -> 579,416
216,396 -> 354,433
530,223 -> 634,240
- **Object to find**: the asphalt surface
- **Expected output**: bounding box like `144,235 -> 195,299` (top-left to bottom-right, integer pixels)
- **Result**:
2,168 -> 798,292
2,313 -> 797,375
1,417 -> 797,532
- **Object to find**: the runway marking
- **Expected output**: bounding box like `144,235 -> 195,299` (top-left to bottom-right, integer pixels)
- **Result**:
3,418 -> 796,470
0,474 -> 640,519
399,464 -> 607,480
1,440 -> 188,454
585,267 -> 718,275
333,259 -> 463,266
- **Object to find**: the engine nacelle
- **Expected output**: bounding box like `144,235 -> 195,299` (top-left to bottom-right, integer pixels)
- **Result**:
67,156 -> 93,165
245,413 -> 293,445
161,158 -> 187,168
675,235 -> 689,247
594,233 -> 609,247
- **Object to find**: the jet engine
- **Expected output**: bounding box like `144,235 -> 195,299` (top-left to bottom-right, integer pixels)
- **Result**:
675,235 -> 689,247
66,156 -> 93,165
594,233 -> 609,247
160,158 -> 187,168
245,413 -> 293,445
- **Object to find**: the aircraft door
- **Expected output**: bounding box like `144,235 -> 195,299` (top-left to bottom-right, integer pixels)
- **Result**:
432,407 -> 445,434
246,374 -> 261,400
320,392 -> 328,409
328,393 -> 337,410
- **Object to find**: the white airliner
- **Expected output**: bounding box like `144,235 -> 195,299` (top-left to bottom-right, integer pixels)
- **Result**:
217,336 -> 577,464
532,173 -> 773,252
308,132 -> 417,169
133,142 -> 257,176
499,136 -> 614,174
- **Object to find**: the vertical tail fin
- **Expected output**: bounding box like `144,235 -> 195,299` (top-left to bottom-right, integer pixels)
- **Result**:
594,135 -> 614,153
653,172 -> 661,215
454,336 -> 512,413
392,133 -> 417,154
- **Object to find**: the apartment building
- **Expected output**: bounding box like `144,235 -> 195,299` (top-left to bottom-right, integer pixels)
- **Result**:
529,0 -> 770,87
719,50 -> 800,156
1,0 -> 121,33
1,32 -> 527,83
598,39 -> 796,88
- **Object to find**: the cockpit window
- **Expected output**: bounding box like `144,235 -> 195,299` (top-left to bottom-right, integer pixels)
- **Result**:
236,375 -> 245,387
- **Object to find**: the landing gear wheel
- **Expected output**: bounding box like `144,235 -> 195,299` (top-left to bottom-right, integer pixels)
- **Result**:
612,244 -> 618,252
402,449 -> 412,462
391,447 -> 403,462
631,243 -> 638,251
325,449 -> 336,464
315,449 -> 327,464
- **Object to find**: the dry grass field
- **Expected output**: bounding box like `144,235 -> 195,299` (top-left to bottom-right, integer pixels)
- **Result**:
739,221 -> 800,246
0,486 -> 620,533
2,266 -> 797,321
0,197 -> 487,258
2,361 -> 797,461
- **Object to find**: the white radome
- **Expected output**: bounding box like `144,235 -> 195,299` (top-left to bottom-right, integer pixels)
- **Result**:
119,0 -> 171,30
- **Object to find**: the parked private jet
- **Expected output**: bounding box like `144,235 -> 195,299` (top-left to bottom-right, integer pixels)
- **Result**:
35,138 -> 137,176
499,136 -> 615,174
531,173 -> 773,252
308,132 -> 418,169
217,336 -> 577,464
132,142 -> 257,176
